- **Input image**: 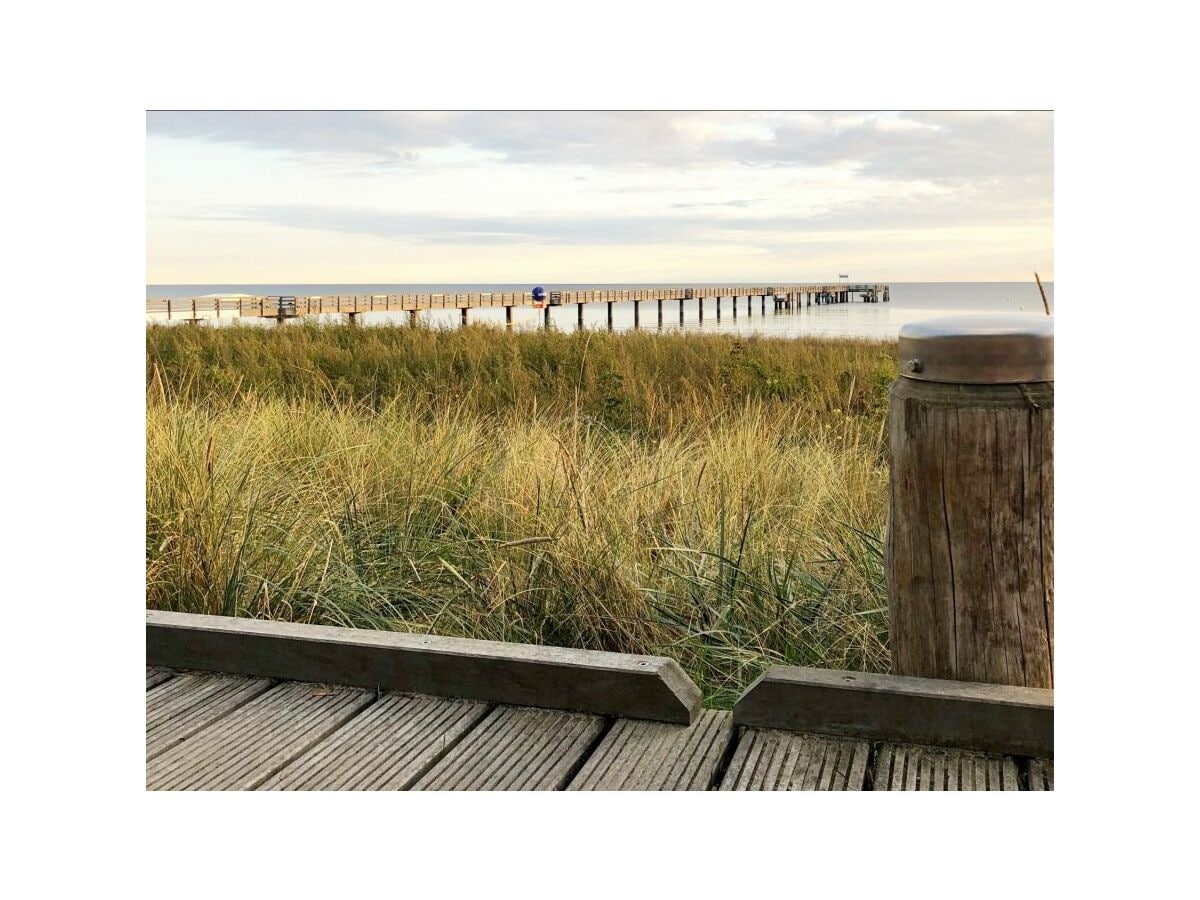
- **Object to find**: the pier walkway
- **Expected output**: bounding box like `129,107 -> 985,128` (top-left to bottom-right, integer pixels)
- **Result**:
146,611 -> 1052,791
146,283 -> 889,324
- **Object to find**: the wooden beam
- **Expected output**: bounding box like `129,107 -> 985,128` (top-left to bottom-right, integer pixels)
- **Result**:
733,665 -> 1052,758
146,610 -> 702,724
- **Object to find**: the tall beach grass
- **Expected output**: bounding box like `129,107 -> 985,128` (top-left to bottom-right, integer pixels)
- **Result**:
147,322 -> 897,704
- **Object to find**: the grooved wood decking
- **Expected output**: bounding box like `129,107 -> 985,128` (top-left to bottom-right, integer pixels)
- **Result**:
873,743 -> 1021,791
145,668 -> 1051,791
1028,758 -> 1054,791
719,729 -> 870,791
568,709 -> 733,791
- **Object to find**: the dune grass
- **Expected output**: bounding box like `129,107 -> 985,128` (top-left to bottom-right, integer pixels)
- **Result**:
146,322 -> 897,705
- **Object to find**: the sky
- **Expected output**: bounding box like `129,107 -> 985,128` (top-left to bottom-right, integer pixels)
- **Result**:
146,111 -> 1052,284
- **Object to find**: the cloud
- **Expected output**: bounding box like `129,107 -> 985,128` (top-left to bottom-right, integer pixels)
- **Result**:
179,190 -> 1048,248
147,110 -> 1051,183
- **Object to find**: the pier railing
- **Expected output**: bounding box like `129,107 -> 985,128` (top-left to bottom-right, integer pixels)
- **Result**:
146,283 -> 889,322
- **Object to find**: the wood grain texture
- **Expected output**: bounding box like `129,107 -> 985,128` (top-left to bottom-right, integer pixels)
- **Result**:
719,729 -> 869,791
146,667 -> 174,689
567,709 -> 733,791
147,610 -> 701,723
886,378 -> 1053,687
734,665 -> 1052,758
260,693 -> 489,790
412,706 -> 606,790
146,672 -> 273,759
146,681 -> 373,790
873,742 -> 1020,790
1028,758 -> 1054,791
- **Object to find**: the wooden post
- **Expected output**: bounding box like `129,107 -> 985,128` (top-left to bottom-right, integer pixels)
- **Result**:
578,302 -> 584,329
732,294 -> 738,318
544,305 -> 552,329
715,295 -> 721,321
678,298 -> 684,325
410,309 -> 419,326
698,297 -> 704,322
886,316 -> 1054,688
461,307 -> 468,326
657,299 -> 663,327
607,301 -> 613,330
634,299 -> 640,328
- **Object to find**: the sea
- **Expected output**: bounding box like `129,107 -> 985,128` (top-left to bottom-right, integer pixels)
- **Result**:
145,282 -> 1054,341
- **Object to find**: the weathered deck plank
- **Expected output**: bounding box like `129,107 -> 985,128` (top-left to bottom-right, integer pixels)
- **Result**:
873,743 -> 1020,790
1028,759 -> 1054,791
147,672 -> 274,759
147,610 -> 701,724
146,667 -> 174,689
718,729 -> 870,791
413,706 -> 606,790
568,709 -> 733,791
735,665 -> 1053,758
146,681 -> 373,790
260,693 -> 490,790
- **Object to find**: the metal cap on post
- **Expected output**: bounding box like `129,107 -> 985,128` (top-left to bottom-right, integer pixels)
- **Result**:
897,314 -> 1053,384
886,313 -> 1054,691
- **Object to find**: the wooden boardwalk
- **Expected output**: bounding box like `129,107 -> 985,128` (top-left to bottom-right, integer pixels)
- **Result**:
145,611 -> 1051,791
145,666 -> 1050,791
146,282 -> 889,323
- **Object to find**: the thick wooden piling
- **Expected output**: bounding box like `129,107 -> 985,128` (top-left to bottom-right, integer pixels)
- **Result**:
505,305 -> 513,327
886,316 -> 1054,688
544,305 -> 551,328
634,299 -> 640,328
460,308 -> 468,326
657,299 -> 663,327
607,301 -> 614,330
577,302 -> 584,329
409,309 -> 418,326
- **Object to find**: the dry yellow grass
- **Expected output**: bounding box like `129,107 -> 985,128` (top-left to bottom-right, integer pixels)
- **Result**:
147,323 -> 895,704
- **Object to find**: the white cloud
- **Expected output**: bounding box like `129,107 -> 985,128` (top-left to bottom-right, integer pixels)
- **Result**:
146,111 -> 1052,282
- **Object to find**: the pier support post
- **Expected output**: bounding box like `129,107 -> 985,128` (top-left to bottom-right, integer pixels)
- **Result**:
679,298 -> 684,325
544,305 -> 552,329
732,295 -> 738,318
409,309 -> 418,326
607,301 -> 614,330
747,295 -> 752,318
506,305 -> 513,328
762,295 -> 766,313
698,297 -> 704,322
578,303 -> 584,329
657,299 -> 663,328
634,300 -> 640,328
886,315 -> 1054,688
461,307 -> 468,326
716,296 -> 721,321
346,311 -> 358,325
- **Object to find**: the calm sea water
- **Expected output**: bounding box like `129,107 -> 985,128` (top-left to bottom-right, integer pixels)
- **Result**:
145,282 -> 1054,341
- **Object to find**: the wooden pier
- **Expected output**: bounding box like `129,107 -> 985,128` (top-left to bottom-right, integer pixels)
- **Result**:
146,283 -> 889,324
146,611 -> 1051,791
